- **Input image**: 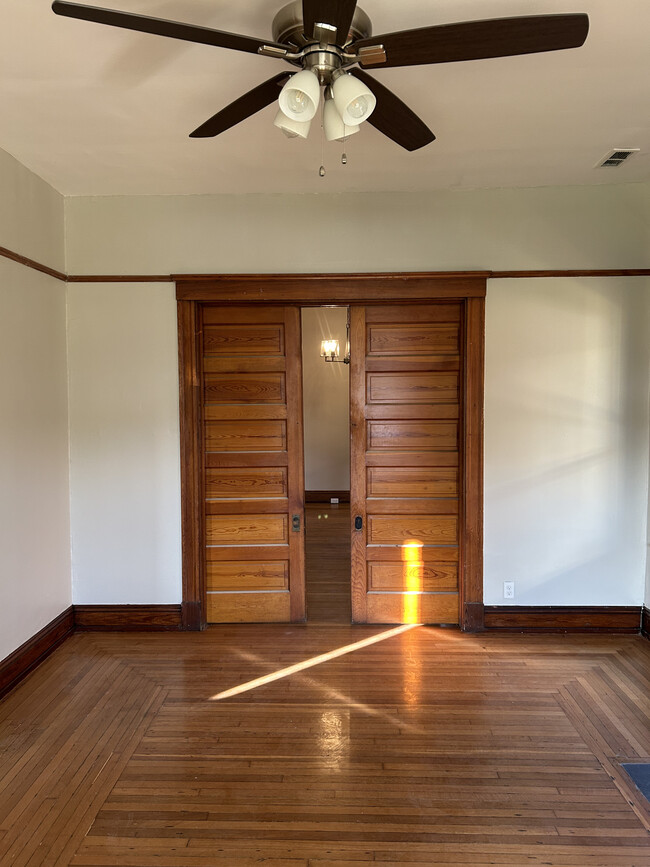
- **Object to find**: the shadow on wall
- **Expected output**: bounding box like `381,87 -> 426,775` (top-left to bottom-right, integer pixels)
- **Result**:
484,279 -> 650,607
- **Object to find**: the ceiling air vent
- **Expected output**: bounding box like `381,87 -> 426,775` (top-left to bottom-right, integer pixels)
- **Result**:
597,148 -> 640,168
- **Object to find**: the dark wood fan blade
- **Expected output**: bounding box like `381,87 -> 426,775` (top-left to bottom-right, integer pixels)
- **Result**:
354,13 -> 589,68
351,69 -> 434,151
189,73 -> 291,138
302,0 -> 358,44
52,1 -> 290,56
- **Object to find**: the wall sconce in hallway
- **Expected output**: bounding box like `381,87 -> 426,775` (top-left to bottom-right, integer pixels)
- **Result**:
320,308 -> 350,364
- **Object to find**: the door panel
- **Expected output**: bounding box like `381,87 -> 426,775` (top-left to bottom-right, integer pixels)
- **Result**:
202,305 -> 305,623
351,304 -> 462,625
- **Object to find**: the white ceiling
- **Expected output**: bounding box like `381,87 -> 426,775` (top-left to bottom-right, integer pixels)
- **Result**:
1,0 -> 648,196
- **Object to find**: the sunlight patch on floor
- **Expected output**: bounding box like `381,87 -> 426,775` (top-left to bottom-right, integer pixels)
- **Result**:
210,623 -> 418,701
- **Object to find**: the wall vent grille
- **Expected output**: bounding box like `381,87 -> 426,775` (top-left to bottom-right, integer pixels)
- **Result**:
597,148 -> 639,168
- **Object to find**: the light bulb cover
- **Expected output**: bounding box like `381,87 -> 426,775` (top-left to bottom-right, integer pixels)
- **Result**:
320,339 -> 340,359
323,98 -> 360,142
332,73 -> 376,126
273,110 -> 311,139
278,70 -> 321,122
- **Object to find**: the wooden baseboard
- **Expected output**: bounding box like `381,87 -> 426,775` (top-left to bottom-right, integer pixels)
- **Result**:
305,490 -> 350,503
0,606 -> 74,699
74,604 -> 183,631
642,606 -> 650,639
484,605 -> 642,633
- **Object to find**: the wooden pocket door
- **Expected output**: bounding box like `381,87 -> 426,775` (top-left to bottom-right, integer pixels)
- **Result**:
351,304 -> 462,625
201,306 -> 305,622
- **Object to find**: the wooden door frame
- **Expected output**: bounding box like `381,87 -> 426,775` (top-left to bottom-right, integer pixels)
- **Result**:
177,272 -> 487,632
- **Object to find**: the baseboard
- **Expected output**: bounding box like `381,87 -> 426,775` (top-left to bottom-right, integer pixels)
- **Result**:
305,490 -> 350,503
484,605 -> 642,633
0,606 -> 75,699
642,606 -> 650,639
74,604 -> 183,631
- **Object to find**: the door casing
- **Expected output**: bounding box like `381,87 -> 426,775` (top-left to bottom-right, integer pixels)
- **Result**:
177,272 -> 486,631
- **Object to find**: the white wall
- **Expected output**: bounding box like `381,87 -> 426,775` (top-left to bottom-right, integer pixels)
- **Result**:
301,308 -> 350,492
0,148 -> 70,660
62,184 -> 650,609
485,278 -> 650,606
65,184 -> 649,275
0,148 -> 65,272
66,283 -> 181,604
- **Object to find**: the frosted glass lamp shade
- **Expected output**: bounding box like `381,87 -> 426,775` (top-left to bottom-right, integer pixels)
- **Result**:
278,70 -> 321,122
273,110 -> 311,139
332,74 -> 376,126
323,98 -> 360,142
320,339 -> 340,360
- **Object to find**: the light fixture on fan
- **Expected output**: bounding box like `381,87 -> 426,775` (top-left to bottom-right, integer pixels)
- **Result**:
275,68 -> 375,143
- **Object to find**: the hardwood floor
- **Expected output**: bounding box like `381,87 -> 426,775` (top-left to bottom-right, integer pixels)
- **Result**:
1,511 -> 649,865
305,503 -> 351,624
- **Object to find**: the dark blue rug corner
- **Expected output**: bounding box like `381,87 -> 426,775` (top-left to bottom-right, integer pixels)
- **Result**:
622,763 -> 650,801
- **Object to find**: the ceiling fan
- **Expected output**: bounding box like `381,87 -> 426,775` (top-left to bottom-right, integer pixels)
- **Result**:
52,0 -> 589,152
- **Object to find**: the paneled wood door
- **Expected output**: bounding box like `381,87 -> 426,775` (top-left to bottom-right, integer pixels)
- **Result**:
350,304 -> 462,624
201,305 -> 305,622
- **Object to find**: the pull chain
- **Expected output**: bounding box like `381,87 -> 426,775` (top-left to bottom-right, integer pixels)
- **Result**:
319,99 -> 326,178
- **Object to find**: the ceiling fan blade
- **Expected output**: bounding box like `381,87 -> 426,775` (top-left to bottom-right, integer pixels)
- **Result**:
351,69 -> 434,151
302,0 -> 358,44
354,13 -> 589,68
189,73 -> 291,138
52,0 -> 291,56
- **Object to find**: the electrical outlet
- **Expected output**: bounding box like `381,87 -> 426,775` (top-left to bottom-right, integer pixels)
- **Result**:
503,581 -> 515,599
331,497 -> 339,504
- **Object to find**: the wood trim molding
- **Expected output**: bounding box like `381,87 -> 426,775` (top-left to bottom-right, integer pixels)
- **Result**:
1,245 -> 648,286
175,272 -> 489,303
0,606 -> 74,698
484,605 -> 642,633
0,245 -> 67,282
74,605 -> 182,631
305,490 -> 351,503
67,274 -> 173,283
177,300 -> 205,631
642,606 -> 650,639
460,297 -> 485,632
491,269 -> 650,279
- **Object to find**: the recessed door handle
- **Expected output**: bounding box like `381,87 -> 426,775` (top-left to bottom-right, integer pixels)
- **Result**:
292,514 -> 301,533
354,516 -> 363,531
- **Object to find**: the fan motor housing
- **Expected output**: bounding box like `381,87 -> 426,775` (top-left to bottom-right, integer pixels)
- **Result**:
272,0 -> 372,48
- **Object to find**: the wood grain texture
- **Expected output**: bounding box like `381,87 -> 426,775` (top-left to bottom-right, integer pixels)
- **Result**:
74,605 -> 183,631
1,625 -> 649,864
484,606 -> 643,633
366,592 -> 459,624
368,466 -> 458,497
460,296 -> 485,632
367,514 -> 458,545
205,514 -> 288,546
205,467 -> 287,499
177,300 -> 205,630
350,301 -> 479,627
0,606 -> 74,698
199,304 -> 304,624
206,592 -> 291,622
206,561 -> 288,592
284,306 -> 307,623
176,272 -> 489,302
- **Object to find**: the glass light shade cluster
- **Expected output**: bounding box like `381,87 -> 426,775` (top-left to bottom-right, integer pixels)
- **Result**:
320,338 -> 340,360
275,70 -> 376,141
